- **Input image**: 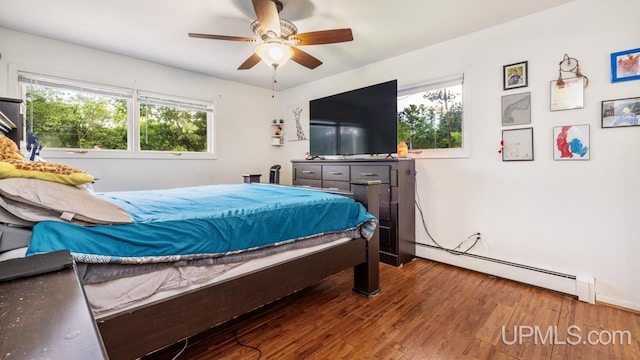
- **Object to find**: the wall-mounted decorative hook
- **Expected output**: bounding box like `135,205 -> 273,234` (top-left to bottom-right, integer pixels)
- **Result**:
557,53 -> 589,87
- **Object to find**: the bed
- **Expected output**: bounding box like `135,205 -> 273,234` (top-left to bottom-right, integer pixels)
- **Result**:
0,127 -> 381,359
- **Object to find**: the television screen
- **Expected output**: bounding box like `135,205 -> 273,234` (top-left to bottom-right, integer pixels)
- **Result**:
309,80 -> 397,157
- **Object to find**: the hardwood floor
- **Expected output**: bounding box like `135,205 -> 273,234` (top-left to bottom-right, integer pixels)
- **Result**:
144,258 -> 640,360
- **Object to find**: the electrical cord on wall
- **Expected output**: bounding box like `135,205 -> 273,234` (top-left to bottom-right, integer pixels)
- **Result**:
414,177 -> 480,255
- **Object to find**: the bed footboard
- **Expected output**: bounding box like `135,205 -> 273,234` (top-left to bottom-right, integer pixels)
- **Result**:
351,181 -> 381,297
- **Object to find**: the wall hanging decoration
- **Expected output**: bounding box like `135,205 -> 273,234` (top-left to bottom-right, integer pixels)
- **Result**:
292,107 -> 307,140
556,53 -> 589,87
501,127 -> 533,161
503,61 -> 528,90
287,103 -> 308,141
610,48 -> 640,83
601,97 -> 640,128
553,125 -> 590,160
550,78 -> 585,111
501,92 -> 531,126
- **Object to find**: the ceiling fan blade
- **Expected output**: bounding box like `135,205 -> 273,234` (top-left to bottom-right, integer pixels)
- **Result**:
238,53 -> 262,70
252,0 -> 281,37
291,47 -> 322,69
188,33 -> 256,42
291,29 -> 354,46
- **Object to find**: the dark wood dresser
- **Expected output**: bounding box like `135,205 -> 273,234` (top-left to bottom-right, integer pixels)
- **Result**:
0,250 -> 108,359
292,158 -> 415,266
0,97 -> 23,145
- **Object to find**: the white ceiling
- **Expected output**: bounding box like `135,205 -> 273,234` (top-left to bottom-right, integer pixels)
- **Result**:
0,0 -> 573,91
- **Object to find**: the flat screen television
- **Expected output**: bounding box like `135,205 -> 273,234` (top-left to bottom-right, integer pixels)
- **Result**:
309,79 -> 397,157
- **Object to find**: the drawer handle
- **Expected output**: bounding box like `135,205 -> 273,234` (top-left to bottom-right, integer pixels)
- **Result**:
301,170 -> 314,174
329,171 -> 343,175
361,172 -> 376,176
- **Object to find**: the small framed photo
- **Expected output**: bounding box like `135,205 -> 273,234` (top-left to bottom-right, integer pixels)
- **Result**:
611,48 -> 640,83
502,127 -> 533,161
553,125 -> 590,160
601,97 -> 640,128
503,61 -> 528,90
501,92 -> 531,126
550,77 -> 585,111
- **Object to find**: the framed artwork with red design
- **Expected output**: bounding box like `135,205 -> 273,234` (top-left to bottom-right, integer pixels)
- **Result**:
553,125 -> 590,160
611,48 -> 640,83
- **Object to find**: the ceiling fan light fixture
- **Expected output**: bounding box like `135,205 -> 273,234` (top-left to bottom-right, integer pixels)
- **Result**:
256,42 -> 294,68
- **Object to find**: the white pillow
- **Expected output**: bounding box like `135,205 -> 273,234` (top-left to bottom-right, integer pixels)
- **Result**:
0,178 -> 133,225
0,196 -> 93,225
0,201 -> 35,227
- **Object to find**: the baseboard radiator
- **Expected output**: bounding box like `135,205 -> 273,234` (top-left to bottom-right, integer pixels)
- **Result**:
415,243 -> 595,304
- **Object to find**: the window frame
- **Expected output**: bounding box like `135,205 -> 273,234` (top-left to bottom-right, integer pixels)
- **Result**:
398,70 -> 471,159
11,67 -> 217,160
136,90 -> 214,154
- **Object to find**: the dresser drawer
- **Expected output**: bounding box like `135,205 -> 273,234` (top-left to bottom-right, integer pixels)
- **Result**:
351,165 -> 390,184
323,180 -> 351,191
294,179 -> 322,188
294,165 -> 322,180
322,165 -> 350,181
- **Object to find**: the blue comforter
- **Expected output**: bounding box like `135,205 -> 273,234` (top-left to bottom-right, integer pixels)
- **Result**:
26,184 -> 377,264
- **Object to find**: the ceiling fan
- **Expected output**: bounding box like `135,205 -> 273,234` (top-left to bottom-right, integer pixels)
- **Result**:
188,0 -> 354,71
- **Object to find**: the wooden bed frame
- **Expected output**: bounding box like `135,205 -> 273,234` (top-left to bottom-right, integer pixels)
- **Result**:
96,181 -> 381,359
0,106 -> 381,359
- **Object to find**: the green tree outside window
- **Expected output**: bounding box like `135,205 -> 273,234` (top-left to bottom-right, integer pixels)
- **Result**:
398,83 -> 463,150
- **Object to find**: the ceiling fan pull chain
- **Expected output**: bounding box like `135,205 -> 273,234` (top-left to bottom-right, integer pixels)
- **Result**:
271,65 -> 278,98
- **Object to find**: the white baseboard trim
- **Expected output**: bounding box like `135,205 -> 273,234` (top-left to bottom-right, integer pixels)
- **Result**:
415,246 -> 577,297
415,245 -> 640,313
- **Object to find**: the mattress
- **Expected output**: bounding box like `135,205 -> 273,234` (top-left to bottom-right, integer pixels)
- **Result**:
1,237 -> 353,318
27,183 -> 376,264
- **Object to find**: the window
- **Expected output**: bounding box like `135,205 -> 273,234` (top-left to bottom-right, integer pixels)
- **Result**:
18,72 -> 214,157
137,92 -> 212,153
19,73 -> 132,151
397,73 -> 469,158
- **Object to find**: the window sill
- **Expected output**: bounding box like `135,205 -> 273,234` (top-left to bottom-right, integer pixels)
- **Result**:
407,147 -> 471,159
22,148 -> 218,160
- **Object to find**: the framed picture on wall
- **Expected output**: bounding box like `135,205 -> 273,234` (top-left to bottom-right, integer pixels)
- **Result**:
501,92 -> 531,126
503,61 -> 528,90
601,97 -> 640,128
553,125 -> 590,160
502,127 -> 533,161
550,78 -> 585,111
611,48 -> 640,83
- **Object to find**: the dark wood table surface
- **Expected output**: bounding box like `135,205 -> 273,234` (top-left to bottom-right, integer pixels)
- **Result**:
0,250 -> 108,359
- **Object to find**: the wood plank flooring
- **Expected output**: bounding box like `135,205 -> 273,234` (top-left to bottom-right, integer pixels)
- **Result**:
143,258 -> 640,360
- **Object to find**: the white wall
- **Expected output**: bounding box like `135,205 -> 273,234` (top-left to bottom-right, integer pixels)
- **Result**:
278,0 -> 640,311
0,27 -> 282,190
